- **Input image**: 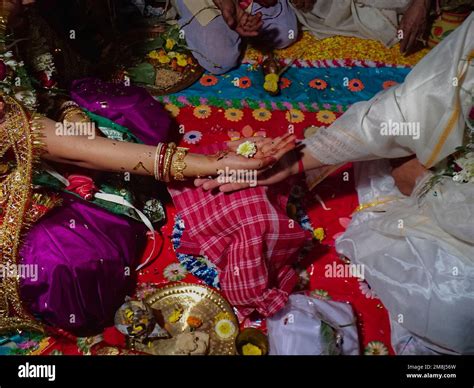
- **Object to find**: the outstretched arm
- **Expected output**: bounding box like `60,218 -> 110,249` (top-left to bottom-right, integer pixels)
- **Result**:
37,116 -> 293,180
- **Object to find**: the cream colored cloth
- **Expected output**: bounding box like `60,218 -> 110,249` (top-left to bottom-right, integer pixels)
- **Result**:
172,0 -> 254,26
303,12 -> 474,169
290,0 -> 412,47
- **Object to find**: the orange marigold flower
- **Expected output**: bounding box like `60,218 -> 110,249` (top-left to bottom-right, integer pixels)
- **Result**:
347,78 -> 365,92
200,74 -> 218,87
309,78 -> 328,90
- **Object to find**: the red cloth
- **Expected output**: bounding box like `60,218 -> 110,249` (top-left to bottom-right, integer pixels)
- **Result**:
168,144 -> 310,317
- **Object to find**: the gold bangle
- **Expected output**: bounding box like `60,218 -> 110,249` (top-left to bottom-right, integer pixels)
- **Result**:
171,146 -> 188,181
59,106 -> 79,120
63,111 -> 90,123
60,107 -> 89,123
163,142 -> 176,182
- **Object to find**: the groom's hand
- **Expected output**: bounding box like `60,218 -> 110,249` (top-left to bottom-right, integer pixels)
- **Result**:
399,0 -> 430,54
214,0 -> 263,37
195,134 -> 297,192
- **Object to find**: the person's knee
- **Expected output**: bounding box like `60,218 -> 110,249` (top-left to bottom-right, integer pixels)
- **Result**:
183,25 -> 241,74
273,15 -> 299,49
200,48 -> 240,74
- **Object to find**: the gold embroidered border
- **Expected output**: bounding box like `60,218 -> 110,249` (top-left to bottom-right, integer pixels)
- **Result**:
0,95 -> 44,333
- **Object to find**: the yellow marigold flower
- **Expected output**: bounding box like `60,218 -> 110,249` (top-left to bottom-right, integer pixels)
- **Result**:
252,108 -> 272,122
193,104 -> 212,119
165,38 -> 176,50
158,54 -> 171,64
285,108 -> 305,124
313,227 -> 325,242
176,55 -> 188,67
316,110 -> 337,125
147,50 -> 160,59
224,108 -> 244,122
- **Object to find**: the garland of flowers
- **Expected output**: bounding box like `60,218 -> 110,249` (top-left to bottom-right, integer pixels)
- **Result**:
0,51 -> 37,111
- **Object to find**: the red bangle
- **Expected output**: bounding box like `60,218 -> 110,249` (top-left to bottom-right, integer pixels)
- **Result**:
158,143 -> 168,181
298,158 -> 304,174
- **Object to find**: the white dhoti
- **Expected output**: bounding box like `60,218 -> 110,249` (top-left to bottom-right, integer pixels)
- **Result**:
290,0 -> 411,47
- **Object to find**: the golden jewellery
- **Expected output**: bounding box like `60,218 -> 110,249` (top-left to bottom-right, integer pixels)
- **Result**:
163,142 -> 176,182
172,146 -> 189,181
59,106 -> 89,123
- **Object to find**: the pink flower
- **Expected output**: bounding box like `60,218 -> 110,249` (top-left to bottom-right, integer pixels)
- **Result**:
177,95 -> 189,105
66,174 -> 97,200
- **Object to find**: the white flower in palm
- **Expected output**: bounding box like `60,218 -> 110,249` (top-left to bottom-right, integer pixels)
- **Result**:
236,140 -> 257,158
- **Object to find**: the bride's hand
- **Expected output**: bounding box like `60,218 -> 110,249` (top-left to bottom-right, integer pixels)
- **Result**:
195,133 -> 296,189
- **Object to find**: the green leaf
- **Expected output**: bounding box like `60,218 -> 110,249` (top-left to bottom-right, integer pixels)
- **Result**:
320,321 -> 340,355
139,36 -> 165,54
127,62 -> 156,85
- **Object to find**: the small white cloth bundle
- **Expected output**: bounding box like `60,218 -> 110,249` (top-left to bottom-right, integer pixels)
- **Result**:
267,294 -> 360,355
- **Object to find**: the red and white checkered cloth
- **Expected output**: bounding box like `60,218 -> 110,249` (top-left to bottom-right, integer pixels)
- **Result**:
168,143 -> 310,317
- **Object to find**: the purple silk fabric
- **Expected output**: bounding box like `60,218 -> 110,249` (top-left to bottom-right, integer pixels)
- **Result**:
71,77 -> 171,145
20,194 -> 147,336
19,79 -> 172,335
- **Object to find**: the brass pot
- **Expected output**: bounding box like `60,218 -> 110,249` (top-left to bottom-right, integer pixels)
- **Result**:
235,328 -> 269,356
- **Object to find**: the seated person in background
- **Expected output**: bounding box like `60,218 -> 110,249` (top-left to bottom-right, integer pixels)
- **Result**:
289,0 -> 472,54
171,0 -> 302,74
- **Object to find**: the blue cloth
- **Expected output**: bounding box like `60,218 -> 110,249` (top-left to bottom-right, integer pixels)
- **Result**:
161,64 -> 410,110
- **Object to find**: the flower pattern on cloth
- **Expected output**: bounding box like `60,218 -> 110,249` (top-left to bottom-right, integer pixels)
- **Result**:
364,341 -> 389,355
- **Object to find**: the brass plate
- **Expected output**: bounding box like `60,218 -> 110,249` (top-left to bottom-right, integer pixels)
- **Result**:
144,283 -> 238,355
142,66 -> 204,96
